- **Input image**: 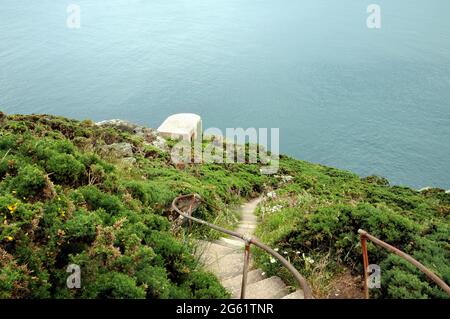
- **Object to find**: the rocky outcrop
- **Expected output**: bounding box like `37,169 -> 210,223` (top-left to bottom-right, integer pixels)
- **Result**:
96,119 -> 140,133
96,119 -> 156,143
151,135 -> 169,152
96,119 -> 168,152
99,142 -> 134,158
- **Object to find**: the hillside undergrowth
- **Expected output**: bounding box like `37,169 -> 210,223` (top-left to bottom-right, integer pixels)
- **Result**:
0,113 -> 269,298
254,157 -> 449,299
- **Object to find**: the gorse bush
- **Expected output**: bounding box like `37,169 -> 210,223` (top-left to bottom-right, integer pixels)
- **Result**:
136,265 -> 171,298
78,185 -> 124,213
86,272 -> 147,299
46,153 -> 85,184
10,164 -> 47,199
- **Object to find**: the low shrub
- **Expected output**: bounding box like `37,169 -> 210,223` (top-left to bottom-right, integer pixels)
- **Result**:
46,153 -> 85,184
84,272 -> 146,299
136,266 -> 171,298
78,186 -> 123,215
10,164 -> 47,199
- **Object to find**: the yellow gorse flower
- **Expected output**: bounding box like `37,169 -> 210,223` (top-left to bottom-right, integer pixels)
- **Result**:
7,203 -> 18,213
6,236 -> 13,241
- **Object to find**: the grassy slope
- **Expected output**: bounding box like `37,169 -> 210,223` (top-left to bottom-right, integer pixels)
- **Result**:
0,113 -> 448,299
254,157 -> 449,299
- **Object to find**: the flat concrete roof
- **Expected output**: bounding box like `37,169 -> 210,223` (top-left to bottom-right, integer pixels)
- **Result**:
157,113 -> 202,138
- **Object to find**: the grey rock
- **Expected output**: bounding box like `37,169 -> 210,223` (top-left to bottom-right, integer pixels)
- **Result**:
134,127 -> 159,143
121,157 -> 137,165
100,142 -> 134,157
96,119 -> 139,133
97,119 -> 162,146
274,175 -> 294,183
148,136 -> 169,152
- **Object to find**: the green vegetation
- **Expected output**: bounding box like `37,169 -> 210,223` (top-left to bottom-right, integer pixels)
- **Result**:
254,157 -> 449,299
0,112 -> 448,299
0,113 -> 268,299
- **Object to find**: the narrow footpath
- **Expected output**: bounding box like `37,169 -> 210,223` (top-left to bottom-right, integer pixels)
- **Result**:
198,198 -> 304,299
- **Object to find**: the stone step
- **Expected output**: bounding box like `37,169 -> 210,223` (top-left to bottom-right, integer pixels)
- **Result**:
236,223 -> 256,229
282,290 -> 305,299
244,276 -> 289,299
197,197 -> 305,299
241,215 -> 257,221
196,240 -> 240,264
238,222 -> 257,227
221,269 -> 266,298
205,252 -> 249,280
235,226 -> 257,234
215,237 -> 245,249
196,239 -> 236,252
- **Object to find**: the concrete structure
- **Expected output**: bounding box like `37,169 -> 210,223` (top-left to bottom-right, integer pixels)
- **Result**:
157,113 -> 202,142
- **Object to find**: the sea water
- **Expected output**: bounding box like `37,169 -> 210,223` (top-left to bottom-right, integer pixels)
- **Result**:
1,0 -> 449,188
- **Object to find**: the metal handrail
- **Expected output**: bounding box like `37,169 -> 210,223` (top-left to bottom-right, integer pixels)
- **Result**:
358,229 -> 450,298
172,194 -> 313,299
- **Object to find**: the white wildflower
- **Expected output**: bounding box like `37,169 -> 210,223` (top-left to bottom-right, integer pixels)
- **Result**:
301,253 -> 315,264
268,204 -> 283,213
270,257 -> 276,264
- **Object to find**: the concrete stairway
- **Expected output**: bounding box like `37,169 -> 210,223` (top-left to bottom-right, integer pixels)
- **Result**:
197,198 -> 304,299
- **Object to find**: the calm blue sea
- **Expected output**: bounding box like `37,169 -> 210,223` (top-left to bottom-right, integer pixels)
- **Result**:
1,0 -> 449,189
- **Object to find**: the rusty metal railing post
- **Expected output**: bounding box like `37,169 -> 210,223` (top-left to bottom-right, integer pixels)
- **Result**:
359,231 -> 370,299
188,199 -> 194,233
240,237 -> 252,299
